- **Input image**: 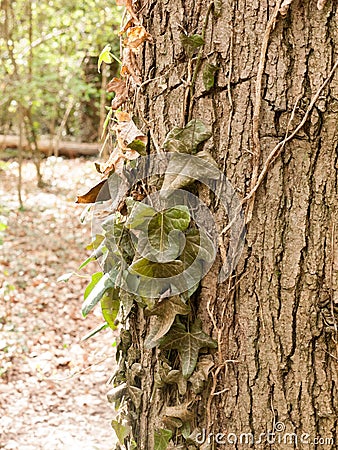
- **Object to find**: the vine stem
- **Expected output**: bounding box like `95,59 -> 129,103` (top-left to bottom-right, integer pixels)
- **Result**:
246,0 -> 283,223
187,1 -> 214,121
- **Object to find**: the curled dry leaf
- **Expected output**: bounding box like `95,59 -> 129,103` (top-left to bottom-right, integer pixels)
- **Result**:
124,26 -> 153,49
116,0 -> 139,24
121,47 -> 141,85
106,77 -> 128,110
100,146 -> 140,176
76,179 -> 111,204
114,115 -> 146,148
119,18 -> 134,35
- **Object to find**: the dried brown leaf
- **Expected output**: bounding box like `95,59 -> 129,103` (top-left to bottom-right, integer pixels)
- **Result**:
116,0 -> 139,24
114,117 -> 146,148
123,26 -> 153,49
119,18 -> 134,35
106,77 -> 128,110
76,179 -> 110,204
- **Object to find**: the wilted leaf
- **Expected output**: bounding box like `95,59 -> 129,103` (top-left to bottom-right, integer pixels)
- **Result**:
163,119 -> 211,154
76,179 -> 111,204
116,0 -> 139,24
111,419 -> 131,445
159,321 -> 217,378
154,428 -> 172,450
203,63 -> 219,91
82,271 -> 116,317
189,355 -> 214,394
128,138 -> 147,155
98,44 -> 113,73
144,296 -> 191,348
107,77 -> 128,110
124,26 -> 153,48
180,34 -> 204,58
164,402 -> 194,422
114,114 -> 147,148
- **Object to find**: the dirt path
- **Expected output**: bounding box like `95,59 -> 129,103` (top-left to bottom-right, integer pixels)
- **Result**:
0,157 -> 117,450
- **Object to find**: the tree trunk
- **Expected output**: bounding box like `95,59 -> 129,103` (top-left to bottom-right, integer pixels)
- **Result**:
125,0 -> 338,448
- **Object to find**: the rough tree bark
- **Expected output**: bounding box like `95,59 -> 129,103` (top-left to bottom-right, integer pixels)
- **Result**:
127,0 -> 338,448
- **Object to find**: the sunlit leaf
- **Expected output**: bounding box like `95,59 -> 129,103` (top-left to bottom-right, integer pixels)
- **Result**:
107,77 -> 128,110
76,179 -> 111,204
82,272 -> 116,316
111,419 -> 131,445
101,288 -> 120,330
98,44 -> 113,73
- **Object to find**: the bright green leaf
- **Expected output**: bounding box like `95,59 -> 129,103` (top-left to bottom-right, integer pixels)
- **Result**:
101,288 -> 120,330
82,272 -> 116,317
111,419 -> 131,445
98,44 -> 113,73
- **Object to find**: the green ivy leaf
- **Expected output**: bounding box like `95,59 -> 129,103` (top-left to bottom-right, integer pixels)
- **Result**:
144,296 -> 191,349
128,138 -> 147,155
203,63 -> 219,91
159,321 -> 217,378
180,34 -> 204,58
154,428 -> 172,450
98,44 -> 113,73
82,272 -> 116,317
139,206 -> 190,262
163,119 -> 211,154
111,419 -> 131,445
161,150 -> 218,192
101,288 -> 120,330
126,202 -> 157,230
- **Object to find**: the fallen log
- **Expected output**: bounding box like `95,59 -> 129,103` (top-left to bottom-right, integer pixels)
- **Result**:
0,134 -> 100,157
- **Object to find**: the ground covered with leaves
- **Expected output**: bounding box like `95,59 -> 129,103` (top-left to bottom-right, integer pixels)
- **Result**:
0,157 -> 117,450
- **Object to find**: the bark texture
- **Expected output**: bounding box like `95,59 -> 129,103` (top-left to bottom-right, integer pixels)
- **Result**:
131,0 -> 338,448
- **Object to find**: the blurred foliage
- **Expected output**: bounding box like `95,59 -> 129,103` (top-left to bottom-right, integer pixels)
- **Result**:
0,0 -> 121,139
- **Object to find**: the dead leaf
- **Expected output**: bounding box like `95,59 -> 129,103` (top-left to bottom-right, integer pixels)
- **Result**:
124,26 -> 153,49
121,48 -> 141,85
106,77 -> 128,110
100,146 -> 140,176
114,117 -> 146,148
164,402 -> 194,422
115,111 -> 132,122
119,18 -> 134,35
116,0 -> 139,24
76,179 -> 111,204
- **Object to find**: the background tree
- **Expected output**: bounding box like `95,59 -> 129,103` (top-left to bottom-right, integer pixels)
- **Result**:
105,0 -> 338,448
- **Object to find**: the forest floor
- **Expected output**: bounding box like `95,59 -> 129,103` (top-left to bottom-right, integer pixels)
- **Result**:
0,156 -> 117,450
